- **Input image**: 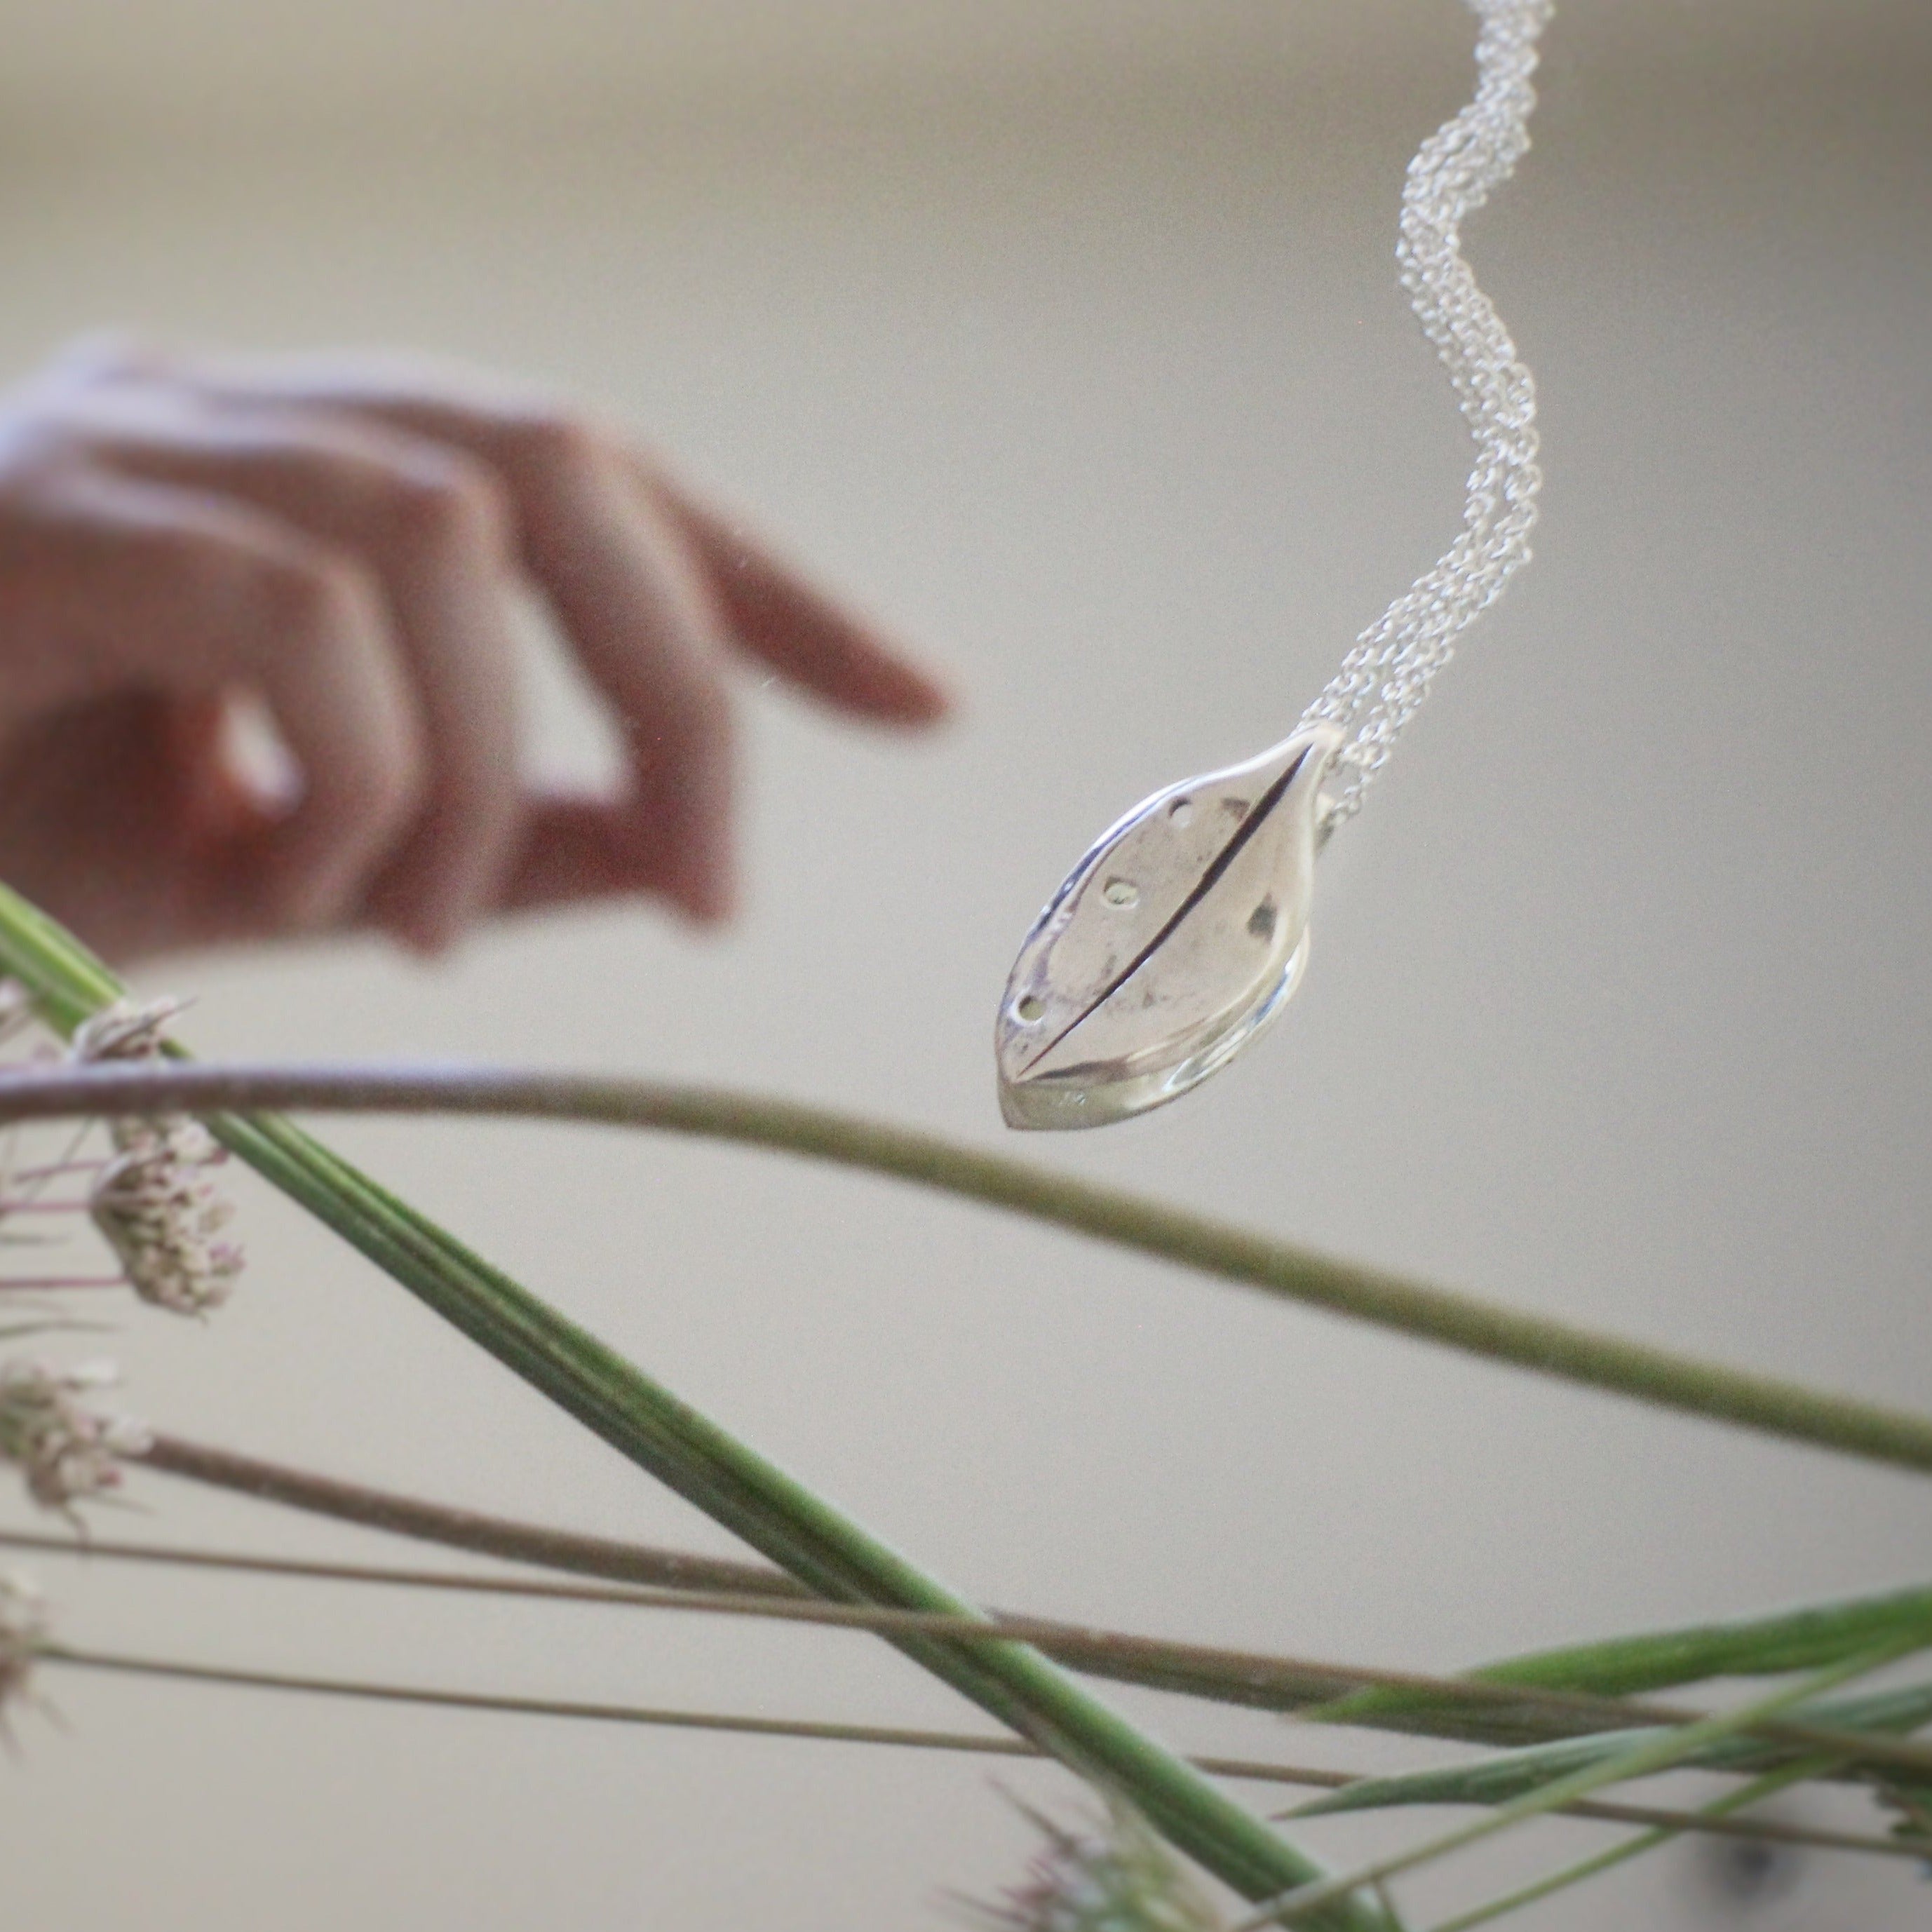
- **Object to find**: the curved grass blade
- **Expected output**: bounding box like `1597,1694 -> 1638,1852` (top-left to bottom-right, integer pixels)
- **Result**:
1,1056 -> 1930,1480
1292,1681 -> 1932,1820
1233,1635 -> 1928,1929
1426,1755 -> 1841,1932
89,1440 -> 1932,1785
0,884 -> 1390,1930
1317,1580 -> 1932,1741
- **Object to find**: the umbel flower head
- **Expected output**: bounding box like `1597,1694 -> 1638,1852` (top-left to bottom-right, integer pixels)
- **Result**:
961,1795 -> 1227,1932
0,1358 -> 151,1513
0,1569 -> 47,1723
74,1000 -> 244,1315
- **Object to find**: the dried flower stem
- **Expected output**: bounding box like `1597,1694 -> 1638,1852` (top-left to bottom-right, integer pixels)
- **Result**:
12,1520 -> 1932,1834
0,1569 -> 44,1720
96,1437 -> 1932,1783
0,1059 -> 1925,1478
134,1431 -> 794,1596
29,1639 -> 1922,1866
0,1278 -> 133,1292
0,886 -> 1384,1930
5,1161 -> 107,1182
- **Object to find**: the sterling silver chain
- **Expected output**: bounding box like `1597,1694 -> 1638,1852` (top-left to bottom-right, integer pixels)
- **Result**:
1302,0 -> 1552,828
994,1 -> 1558,1128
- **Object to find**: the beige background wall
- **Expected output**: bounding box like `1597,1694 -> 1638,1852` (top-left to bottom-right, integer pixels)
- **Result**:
0,3 -> 1927,1926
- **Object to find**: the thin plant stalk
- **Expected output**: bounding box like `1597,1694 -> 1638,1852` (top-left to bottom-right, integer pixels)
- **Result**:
0,884 -> 1386,1929
39,1458 -> 1932,1783
0,1058 -> 1926,1477
29,1643 -> 1919,1867
134,1431 -> 1932,1725
1231,1635 -> 1928,1929
1330,1579 -> 1932,1724
1424,1756 -> 1840,1932
0,1278 -> 128,1291
135,1432 -> 801,1597
1288,1680 -> 1932,1818
21,1516 -> 1932,1783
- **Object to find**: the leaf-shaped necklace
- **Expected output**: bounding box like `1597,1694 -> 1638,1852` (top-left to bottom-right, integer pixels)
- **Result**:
997,0 -> 1553,1130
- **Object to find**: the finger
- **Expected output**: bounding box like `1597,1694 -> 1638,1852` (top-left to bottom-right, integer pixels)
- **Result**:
150,356 -> 947,918
560,483 -> 738,926
93,407 -> 527,952
493,793 -> 677,915
0,690 -> 258,960
139,346 -> 950,727
216,386 -> 741,924
643,471 -> 952,726
25,468 -> 426,932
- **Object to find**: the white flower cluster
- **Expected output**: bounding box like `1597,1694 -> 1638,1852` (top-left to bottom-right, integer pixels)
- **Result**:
74,1001 -> 244,1315
966,1797 -> 1226,1932
0,1358 -> 151,1512
0,1569 -> 46,1722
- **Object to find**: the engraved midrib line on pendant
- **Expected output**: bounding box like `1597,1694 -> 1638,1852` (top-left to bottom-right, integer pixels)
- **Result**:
1013,744 -> 1313,1080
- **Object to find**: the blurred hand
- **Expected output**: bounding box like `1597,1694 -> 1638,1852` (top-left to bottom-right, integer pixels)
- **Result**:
0,337 -> 948,961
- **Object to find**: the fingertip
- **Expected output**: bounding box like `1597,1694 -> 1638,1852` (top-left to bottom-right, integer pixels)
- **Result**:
675,890 -> 734,928
372,857 -> 498,959
699,872 -> 739,924
671,711 -> 738,921
815,635 -> 959,728
390,906 -> 466,960
888,665 -> 956,727
670,835 -> 736,926
658,485 -> 959,729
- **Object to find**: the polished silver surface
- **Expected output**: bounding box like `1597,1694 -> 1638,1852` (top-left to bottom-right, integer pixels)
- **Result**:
997,724 -> 1342,1128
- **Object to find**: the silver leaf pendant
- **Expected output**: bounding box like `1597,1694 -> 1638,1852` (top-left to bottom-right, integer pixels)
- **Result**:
996,723 -> 1342,1130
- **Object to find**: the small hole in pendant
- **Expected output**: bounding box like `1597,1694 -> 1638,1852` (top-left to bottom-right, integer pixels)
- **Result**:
1015,994 -> 1046,1023
1168,798 -> 1194,827
1248,899 -> 1278,941
1102,877 -> 1140,909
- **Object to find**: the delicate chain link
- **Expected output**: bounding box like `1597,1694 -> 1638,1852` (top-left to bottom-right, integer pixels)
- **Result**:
1302,0 -> 1551,827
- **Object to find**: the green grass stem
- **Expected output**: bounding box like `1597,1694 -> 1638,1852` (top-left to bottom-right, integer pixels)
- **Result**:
0,1055 -> 1928,1478
1293,1680 -> 1932,1817
1316,1579 -> 1932,1742
1234,1633 -> 1930,1928
1424,1755 -> 1840,1932
0,884 -> 1386,1929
